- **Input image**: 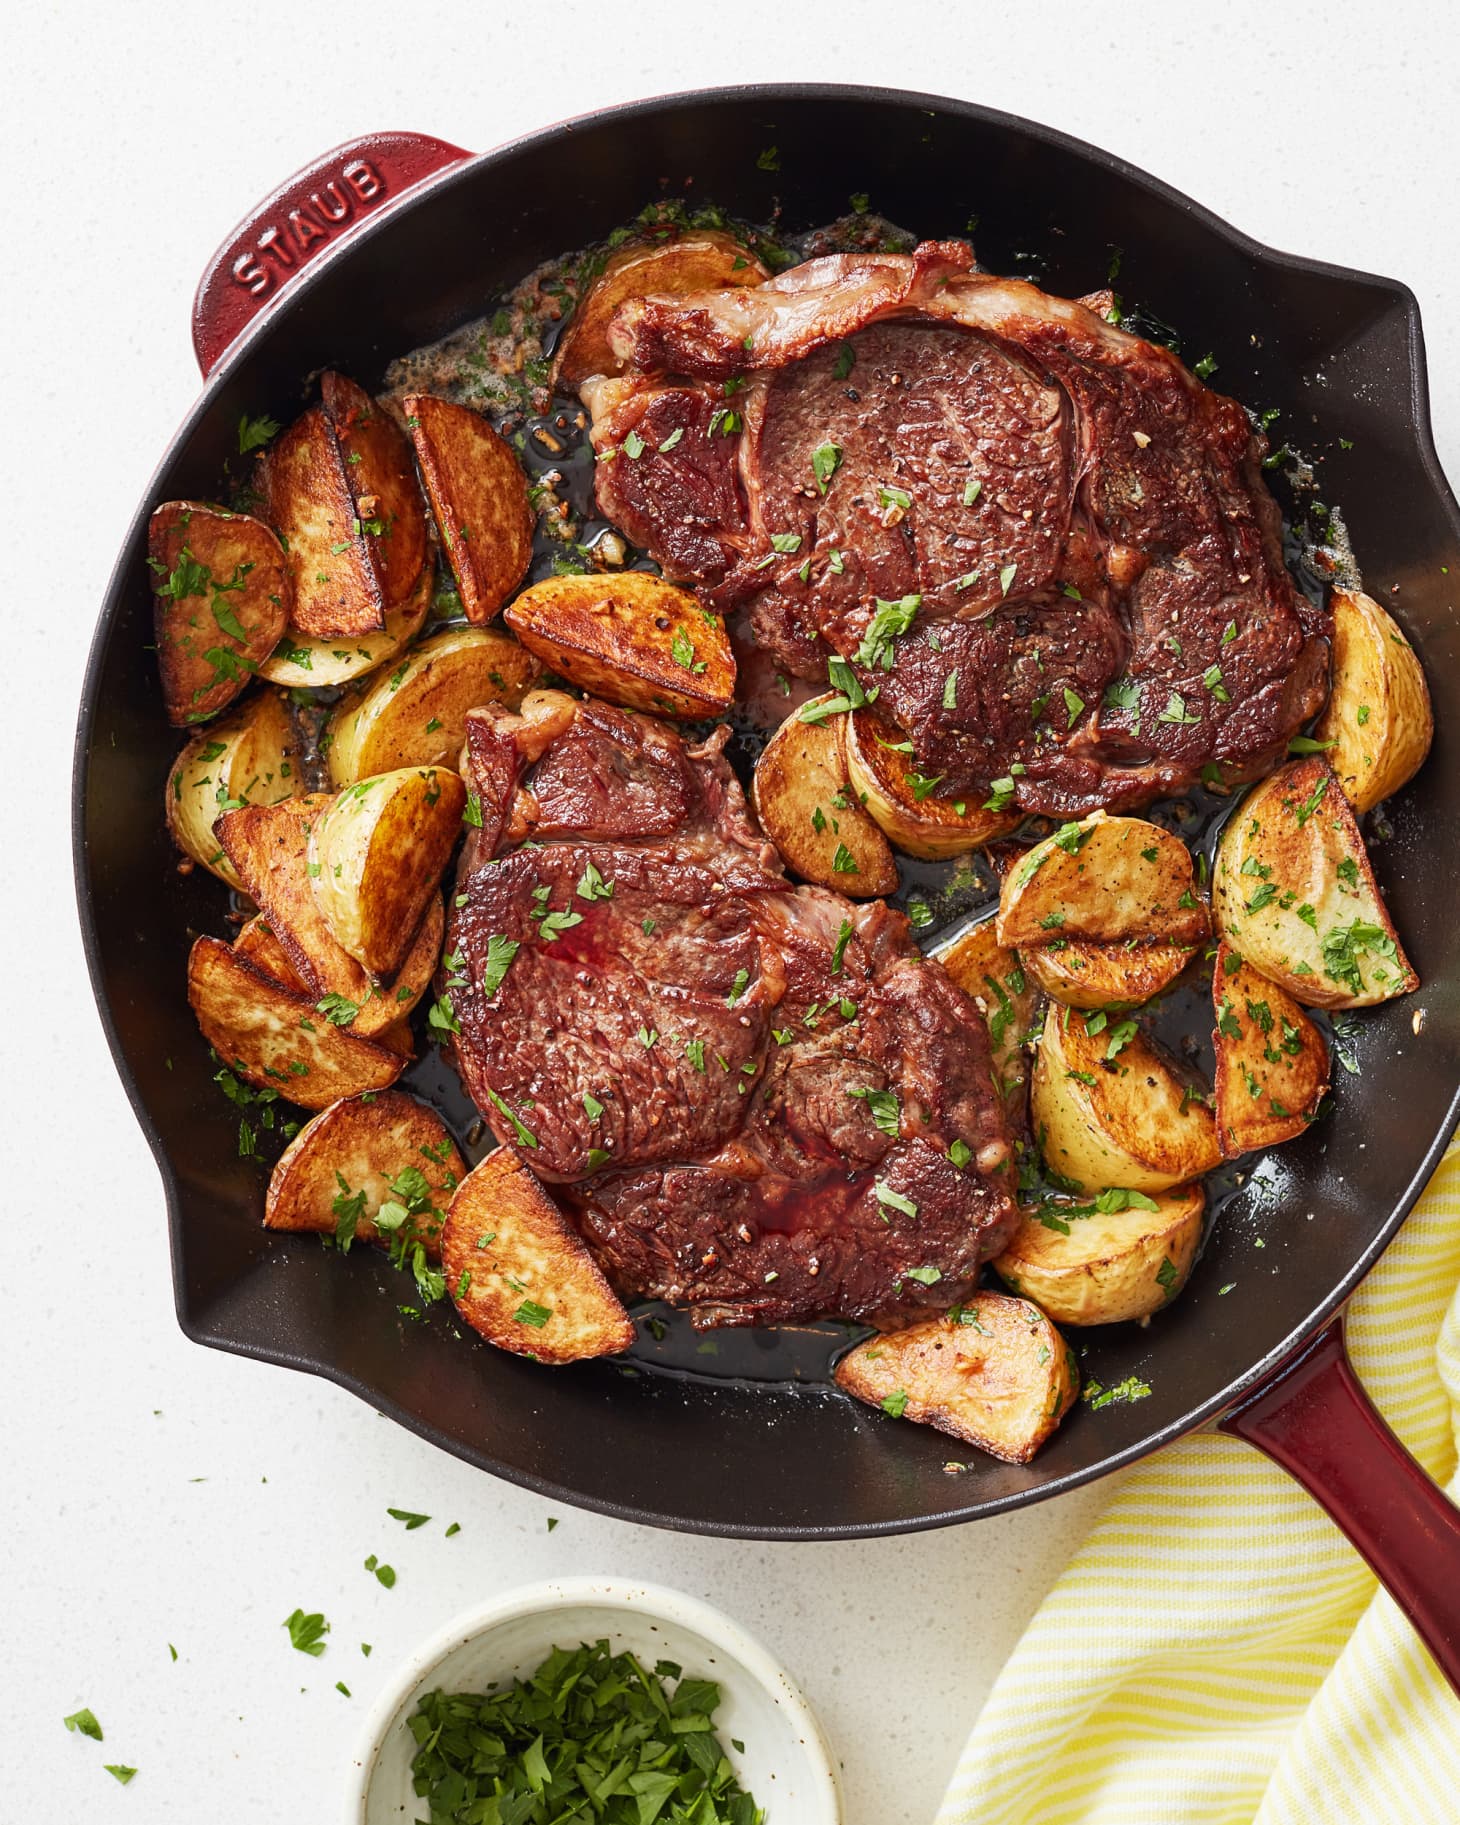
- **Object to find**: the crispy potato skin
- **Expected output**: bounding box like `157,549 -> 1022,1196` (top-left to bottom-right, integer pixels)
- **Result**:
442,1150 -> 635,1364
1212,943 -> 1330,1156
993,1184 -> 1205,1325
553,231 -> 769,390
325,627 -> 542,785
1032,1007 -> 1221,1192
233,915 -> 309,994
259,563 -> 433,689
1314,587 -> 1433,813
505,572 -> 736,719
320,371 -> 428,611
308,769 -> 467,977
843,708 -> 1019,859
934,919 -> 1039,1108
265,1089 -> 463,1258
1022,936 -> 1196,1010
150,503 -> 292,726
404,396 -> 533,624
835,1292 -> 1078,1463
165,692 -> 302,886
997,812 -> 1207,950
751,698 -> 897,897
261,405 -> 387,639
187,936 -> 405,1109
1213,757 -> 1417,1008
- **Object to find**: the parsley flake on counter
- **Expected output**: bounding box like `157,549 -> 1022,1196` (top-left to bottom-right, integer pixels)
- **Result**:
63,1708 -> 103,1740
284,1609 -> 329,1656
105,1765 -> 137,1785
364,1556 -> 396,1589
387,1507 -> 430,1530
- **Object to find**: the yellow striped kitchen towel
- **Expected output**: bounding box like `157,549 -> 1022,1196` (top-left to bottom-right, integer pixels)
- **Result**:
938,1140 -> 1460,1824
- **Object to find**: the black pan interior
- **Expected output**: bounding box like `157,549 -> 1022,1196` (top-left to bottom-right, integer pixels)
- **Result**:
74,85 -> 1460,1537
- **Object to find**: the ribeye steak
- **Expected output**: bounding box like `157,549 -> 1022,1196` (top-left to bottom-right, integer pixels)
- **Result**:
444,691 -> 1018,1327
584,240 -> 1330,817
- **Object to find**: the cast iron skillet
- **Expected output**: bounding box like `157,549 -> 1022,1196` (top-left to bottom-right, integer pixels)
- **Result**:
74,85 -> 1460,1683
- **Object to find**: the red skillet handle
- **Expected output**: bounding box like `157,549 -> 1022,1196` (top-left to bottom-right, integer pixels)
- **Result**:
192,131 -> 473,378
1219,1315 -> 1460,1694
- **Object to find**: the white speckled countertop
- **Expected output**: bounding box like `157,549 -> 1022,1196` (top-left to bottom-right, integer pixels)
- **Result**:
6,2 -> 1456,1816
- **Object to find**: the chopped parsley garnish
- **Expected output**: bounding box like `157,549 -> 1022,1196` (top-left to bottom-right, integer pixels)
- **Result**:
1062,687 -> 1084,728
63,1708 -> 103,1740
1288,735 -> 1336,755
881,1389 -> 910,1418
283,1609 -> 329,1656
514,1299 -> 553,1329
948,1139 -> 972,1169
484,1087 -> 538,1149
670,626 -> 706,673
812,442 -> 842,493
833,342 -> 856,380
1157,692 -> 1201,726
831,842 -> 858,873
849,1085 -> 901,1137
1193,352 -> 1218,381
237,413 -> 280,455
576,861 -> 614,902
855,593 -> 921,671
404,1641 -> 763,1824
726,968 -> 750,1006
480,934 -> 520,997
963,478 -> 982,507
386,1507 -> 430,1530
999,563 -> 1017,596
873,1182 -> 918,1220
830,918 -> 854,974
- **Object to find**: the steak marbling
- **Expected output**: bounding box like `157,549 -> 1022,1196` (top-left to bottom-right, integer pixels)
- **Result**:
445,691 -> 1018,1326
584,241 -> 1330,816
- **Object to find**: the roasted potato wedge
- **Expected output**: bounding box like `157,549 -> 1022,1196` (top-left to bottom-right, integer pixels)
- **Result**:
320,371 -> 428,610
997,812 -> 1208,950
307,768 -> 466,977
1313,586 -> 1433,812
441,1149 -> 635,1364
554,231 -> 770,389
149,502 -> 291,725
403,396 -> 533,624
1212,944 -> 1330,1156
1031,1006 -> 1220,1192
233,915 -> 308,993
187,936 -> 405,1109
844,708 -> 1020,859
504,571 -> 736,718
324,626 -> 542,785
934,918 -> 1040,1108
218,796 -> 410,1036
261,404 -> 387,639
166,691 -> 302,886
993,1183 -> 1205,1325
1213,757 -> 1417,1007
258,562 -> 433,689
751,698 -> 897,897
1021,935 -> 1197,1010
834,1293 -> 1078,1463
264,1089 -> 463,1257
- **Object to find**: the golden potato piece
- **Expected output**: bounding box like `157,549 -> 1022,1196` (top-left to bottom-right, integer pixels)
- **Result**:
234,915 -> 308,993
934,918 -> 1039,1107
258,562 -> 433,689
149,502 -> 292,726
751,697 -> 897,897
307,768 -> 466,977
835,1293 -> 1078,1463
403,395 -> 533,624
187,936 -> 405,1109
997,812 -> 1207,950
844,707 -> 1020,858
441,1149 -> 634,1364
504,572 -> 736,719
1213,756 -> 1417,1008
554,230 -> 769,389
264,1089 -> 463,1258
1031,1006 -> 1220,1193
1212,943 -> 1330,1156
166,691 -> 302,886
1021,936 -> 1197,1010
261,404 -> 386,639
1313,586 -> 1432,812
320,371 -> 428,610
324,626 -> 542,786
993,1184 -> 1205,1325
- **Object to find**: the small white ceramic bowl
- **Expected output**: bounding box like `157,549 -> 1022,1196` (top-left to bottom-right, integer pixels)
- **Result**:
347,1577 -> 841,1824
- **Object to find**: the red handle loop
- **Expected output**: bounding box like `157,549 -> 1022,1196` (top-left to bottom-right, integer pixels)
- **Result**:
191,130 -> 473,378
1220,1315 -> 1460,1696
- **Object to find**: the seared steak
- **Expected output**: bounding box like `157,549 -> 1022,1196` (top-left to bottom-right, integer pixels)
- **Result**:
585,242 -> 1329,817
444,692 -> 1018,1326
